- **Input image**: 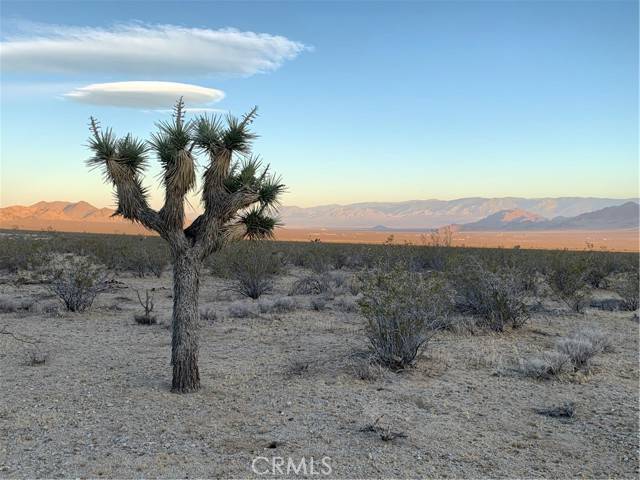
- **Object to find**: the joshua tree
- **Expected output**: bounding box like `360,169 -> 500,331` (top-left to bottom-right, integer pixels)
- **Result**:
86,98 -> 284,392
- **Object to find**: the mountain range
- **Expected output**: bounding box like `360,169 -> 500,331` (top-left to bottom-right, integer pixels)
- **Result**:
459,202 -> 639,231
279,197 -> 637,229
0,197 -> 638,234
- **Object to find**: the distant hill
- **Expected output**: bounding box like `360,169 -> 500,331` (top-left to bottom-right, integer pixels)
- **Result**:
0,201 -> 120,223
1,198 -> 638,234
546,201 -> 639,230
0,201 -> 151,235
458,201 -> 639,231
461,209 -> 546,231
279,197 -> 636,229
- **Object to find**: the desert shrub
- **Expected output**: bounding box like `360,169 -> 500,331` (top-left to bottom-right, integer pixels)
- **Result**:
310,296 -> 329,311
346,275 -> 363,296
547,254 -> 592,312
612,272 -> 639,311
0,238 -> 48,273
228,242 -> 283,299
571,327 -> 614,353
351,357 -> 384,381
134,289 -> 156,325
334,295 -> 358,313
289,274 -> 331,296
327,271 -> 349,288
519,351 -> 572,379
286,359 -> 310,376
584,249 -> 617,288
0,297 -> 18,313
145,248 -> 169,278
24,347 -> 48,366
554,328 -> 611,372
200,308 -> 217,322
451,259 -> 530,331
358,266 -> 451,370
49,258 -> 109,312
556,337 -> 599,372
228,301 -> 254,318
258,296 -> 297,314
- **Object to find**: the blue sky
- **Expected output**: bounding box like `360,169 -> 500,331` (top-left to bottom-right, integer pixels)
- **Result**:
1,0 -> 638,211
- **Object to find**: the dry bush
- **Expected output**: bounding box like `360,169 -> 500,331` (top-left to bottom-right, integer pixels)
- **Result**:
310,296 -> 329,311
556,328 -> 612,372
228,301 -> 255,318
286,359 -> 310,376
49,258 -> 109,312
134,289 -> 156,325
519,351 -> 572,379
0,297 -> 37,314
289,274 -> 331,296
451,259 -> 530,331
358,266 -> 451,370
334,295 -> 358,313
24,347 -> 48,366
41,303 -> 62,317
258,296 -> 297,314
351,357 -> 385,381
200,308 -> 217,323
229,242 -> 282,299
519,328 -> 612,378
556,337 -> 599,372
612,272 -> 639,311
327,271 -> 349,288
0,298 -> 18,314
547,255 -> 592,312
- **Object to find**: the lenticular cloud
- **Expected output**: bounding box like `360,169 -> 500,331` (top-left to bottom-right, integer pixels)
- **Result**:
64,81 -> 225,108
0,23 -> 306,76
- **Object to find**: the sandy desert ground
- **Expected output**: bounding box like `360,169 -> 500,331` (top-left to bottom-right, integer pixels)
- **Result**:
276,228 -> 640,252
0,266 -> 638,479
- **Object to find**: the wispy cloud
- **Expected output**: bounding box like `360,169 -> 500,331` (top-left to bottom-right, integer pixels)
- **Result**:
0,22 -> 307,76
64,81 -> 225,108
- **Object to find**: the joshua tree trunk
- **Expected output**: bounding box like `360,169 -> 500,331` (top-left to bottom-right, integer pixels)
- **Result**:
171,250 -> 201,392
87,99 -> 284,393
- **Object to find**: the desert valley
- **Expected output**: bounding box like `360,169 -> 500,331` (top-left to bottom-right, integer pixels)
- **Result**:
1,198 -> 638,251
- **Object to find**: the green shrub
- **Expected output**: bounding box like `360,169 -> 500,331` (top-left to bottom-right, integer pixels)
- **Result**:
358,266 -> 451,370
450,258 -> 530,331
49,258 -> 109,312
547,254 -> 592,312
228,241 -> 283,299
612,272 -> 639,311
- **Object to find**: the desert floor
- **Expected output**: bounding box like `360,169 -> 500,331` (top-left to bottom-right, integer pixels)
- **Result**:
2,224 -> 638,253
275,228 -> 640,252
0,268 -> 638,478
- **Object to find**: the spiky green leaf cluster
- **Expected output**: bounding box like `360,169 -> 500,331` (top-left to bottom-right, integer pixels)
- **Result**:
86,121 -> 148,184
239,207 -> 280,240
193,107 -> 258,157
